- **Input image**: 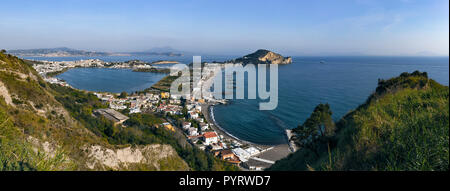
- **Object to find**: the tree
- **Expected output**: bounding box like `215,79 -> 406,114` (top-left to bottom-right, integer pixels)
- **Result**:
0,49 -> 6,54
292,103 -> 335,156
182,106 -> 188,117
118,91 -> 128,98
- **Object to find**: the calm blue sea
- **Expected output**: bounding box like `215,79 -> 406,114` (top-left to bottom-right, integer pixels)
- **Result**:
26,56 -> 449,145
213,56 -> 449,145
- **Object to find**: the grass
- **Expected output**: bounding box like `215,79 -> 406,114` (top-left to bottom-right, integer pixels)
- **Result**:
269,72 -> 449,171
0,98 -> 75,171
150,75 -> 180,92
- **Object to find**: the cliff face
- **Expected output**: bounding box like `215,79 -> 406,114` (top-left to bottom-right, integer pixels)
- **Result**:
233,49 -> 292,64
0,52 -> 189,171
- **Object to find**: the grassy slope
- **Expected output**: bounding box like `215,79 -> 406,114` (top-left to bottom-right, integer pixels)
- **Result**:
0,53 -> 189,170
269,72 -> 449,171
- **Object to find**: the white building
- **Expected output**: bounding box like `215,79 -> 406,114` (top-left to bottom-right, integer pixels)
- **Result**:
186,104 -> 194,110
232,148 -> 251,162
188,127 -> 199,136
245,147 -> 260,156
129,107 -> 141,114
182,122 -> 191,130
189,111 -> 199,119
202,132 -> 218,145
200,123 -> 209,131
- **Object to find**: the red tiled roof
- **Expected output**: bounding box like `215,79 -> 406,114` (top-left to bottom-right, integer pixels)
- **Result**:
203,132 -> 217,138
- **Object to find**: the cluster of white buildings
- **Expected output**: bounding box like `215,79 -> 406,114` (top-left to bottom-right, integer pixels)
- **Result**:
44,77 -> 70,87
93,92 -> 179,115
33,59 -> 107,76
32,59 -> 162,77
231,147 -> 262,162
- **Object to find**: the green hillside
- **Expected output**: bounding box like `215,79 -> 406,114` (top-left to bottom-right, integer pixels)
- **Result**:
269,71 -> 449,171
0,52 -> 192,170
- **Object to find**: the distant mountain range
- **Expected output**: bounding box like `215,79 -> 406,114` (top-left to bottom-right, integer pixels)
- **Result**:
7,47 -> 109,57
6,47 -> 184,57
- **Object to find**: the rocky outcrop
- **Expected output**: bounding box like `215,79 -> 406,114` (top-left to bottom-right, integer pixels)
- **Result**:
233,49 -> 292,64
84,144 -> 189,171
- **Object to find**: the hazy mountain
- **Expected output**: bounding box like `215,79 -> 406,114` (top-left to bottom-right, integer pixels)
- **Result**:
7,47 -> 186,57
127,47 -> 185,57
7,47 -> 110,57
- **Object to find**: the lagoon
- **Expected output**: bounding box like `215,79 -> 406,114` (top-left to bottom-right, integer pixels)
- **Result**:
56,68 -> 167,94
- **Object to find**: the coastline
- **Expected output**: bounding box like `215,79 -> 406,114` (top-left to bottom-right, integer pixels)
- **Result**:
202,103 -> 293,164
42,56 -> 294,168
205,104 -> 254,145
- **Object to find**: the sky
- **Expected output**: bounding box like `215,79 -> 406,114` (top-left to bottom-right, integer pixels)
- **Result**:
0,0 -> 448,56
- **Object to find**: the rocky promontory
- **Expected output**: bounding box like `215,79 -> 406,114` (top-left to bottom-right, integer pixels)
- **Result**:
232,49 -> 292,64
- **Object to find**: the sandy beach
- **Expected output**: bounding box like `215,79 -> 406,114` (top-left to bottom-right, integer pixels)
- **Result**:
201,103 -> 293,165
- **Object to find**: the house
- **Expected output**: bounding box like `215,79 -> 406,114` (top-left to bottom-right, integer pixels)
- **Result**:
245,147 -> 260,156
219,149 -> 241,165
169,99 -> 181,104
188,127 -> 199,136
130,100 -> 137,108
164,124 -> 175,132
186,104 -> 194,110
160,122 -> 175,132
195,105 -> 202,111
189,111 -> 199,119
220,149 -> 235,160
232,148 -> 251,162
129,107 -> 141,114
200,123 -> 209,131
170,94 -> 181,100
93,108 -> 129,125
202,132 -> 218,145
182,122 -> 191,130
242,159 -> 271,171
110,103 -> 127,110
160,92 -> 170,99
208,143 -> 223,151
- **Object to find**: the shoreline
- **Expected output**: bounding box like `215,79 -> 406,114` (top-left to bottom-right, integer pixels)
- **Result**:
207,104 -> 255,145
202,103 -> 293,160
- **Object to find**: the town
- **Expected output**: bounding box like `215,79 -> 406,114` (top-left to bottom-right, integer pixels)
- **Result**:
31,59 -> 292,171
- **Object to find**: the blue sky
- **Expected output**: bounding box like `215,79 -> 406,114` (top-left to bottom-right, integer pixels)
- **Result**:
0,0 -> 448,56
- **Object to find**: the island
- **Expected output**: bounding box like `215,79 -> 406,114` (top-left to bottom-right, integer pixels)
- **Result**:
231,49 -> 292,65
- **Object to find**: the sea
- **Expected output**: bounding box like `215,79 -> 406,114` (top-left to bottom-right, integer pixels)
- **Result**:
25,55 -> 449,145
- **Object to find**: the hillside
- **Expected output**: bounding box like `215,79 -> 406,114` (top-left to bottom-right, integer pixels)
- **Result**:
269,71 -> 449,171
232,49 -> 292,64
0,52 -> 190,170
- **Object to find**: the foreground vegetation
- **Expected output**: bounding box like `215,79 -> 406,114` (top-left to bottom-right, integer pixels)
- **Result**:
269,71 -> 449,171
